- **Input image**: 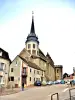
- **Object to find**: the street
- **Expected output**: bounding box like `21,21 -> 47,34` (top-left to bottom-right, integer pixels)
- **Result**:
0,84 -> 72,100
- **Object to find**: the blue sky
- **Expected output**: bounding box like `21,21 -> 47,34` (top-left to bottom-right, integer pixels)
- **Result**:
0,0 -> 75,74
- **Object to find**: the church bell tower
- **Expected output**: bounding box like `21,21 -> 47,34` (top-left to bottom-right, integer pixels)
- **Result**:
25,12 -> 39,56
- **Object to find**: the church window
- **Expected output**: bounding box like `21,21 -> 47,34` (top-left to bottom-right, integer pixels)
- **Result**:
28,44 -> 31,49
57,69 -> 59,73
33,44 -> 35,48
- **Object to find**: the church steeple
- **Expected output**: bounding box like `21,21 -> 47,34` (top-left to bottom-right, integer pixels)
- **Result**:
30,11 -> 35,34
25,11 -> 39,56
25,11 -> 39,44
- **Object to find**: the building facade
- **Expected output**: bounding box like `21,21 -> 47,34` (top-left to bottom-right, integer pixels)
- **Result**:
55,65 -> 63,80
0,48 -> 11,87
9,56 -> 44,87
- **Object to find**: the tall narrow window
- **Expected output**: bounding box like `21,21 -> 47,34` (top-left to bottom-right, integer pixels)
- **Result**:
28,44 -> 31,49
57,69 -> 59,73
30,68 -> 31,73
16,61 -> 17,66
37,71 -> 39,74
33,44 -> 35,48
0,63 -> 4,71
30,77 -> 31,81
11,68 -> 13,72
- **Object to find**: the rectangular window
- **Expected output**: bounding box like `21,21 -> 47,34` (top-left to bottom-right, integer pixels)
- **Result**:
11,77 -> 14,81
28,44 -> 31,49
11,68 -> 13,72
0,63 -> 4,71
30,77 -> 31,81
8,77 -> 10,81
30,68 -> 31,73
57,69 -> 59,73
33,44 -> 35,48
16,61 -> 17,66
37,71 -> 39,74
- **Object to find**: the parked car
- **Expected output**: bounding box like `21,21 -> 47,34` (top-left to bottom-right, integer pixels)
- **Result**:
53,81 -> 59,84
41,81 -> 47,86
71,80 -> 75,85
47,81 -> 53,85
34,81 -> 41,86
57,80 -> 61,84
60,80 -> 65,84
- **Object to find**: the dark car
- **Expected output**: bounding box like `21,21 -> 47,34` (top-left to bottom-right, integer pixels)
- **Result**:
34,81 -> 41,86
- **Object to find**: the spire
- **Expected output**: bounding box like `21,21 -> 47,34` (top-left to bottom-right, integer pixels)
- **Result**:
30,11 -> 35,34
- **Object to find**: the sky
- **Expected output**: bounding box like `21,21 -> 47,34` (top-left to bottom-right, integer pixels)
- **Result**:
0,0 -> 75,74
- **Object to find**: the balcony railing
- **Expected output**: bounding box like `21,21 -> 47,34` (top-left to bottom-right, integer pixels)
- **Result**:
22,72 -> 27,77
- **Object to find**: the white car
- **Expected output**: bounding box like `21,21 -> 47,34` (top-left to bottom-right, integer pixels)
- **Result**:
66,81 -> 70,85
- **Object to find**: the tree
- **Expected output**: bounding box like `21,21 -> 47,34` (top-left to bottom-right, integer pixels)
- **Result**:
63,73 -> 69,79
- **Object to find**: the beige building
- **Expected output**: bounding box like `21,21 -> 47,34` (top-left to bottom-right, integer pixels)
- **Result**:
55,65 -> 63,80
0,48 -> 11,87
9,56 -> 44,87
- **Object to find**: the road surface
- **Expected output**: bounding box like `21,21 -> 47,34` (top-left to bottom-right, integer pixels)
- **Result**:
0,84 -> 73,100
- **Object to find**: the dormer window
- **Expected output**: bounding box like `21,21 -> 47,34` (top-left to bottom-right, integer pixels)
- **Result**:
0,51 -> 2,56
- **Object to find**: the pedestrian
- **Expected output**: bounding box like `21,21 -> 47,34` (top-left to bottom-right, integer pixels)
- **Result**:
22,83 -> 24,91
70,81 -> 72,87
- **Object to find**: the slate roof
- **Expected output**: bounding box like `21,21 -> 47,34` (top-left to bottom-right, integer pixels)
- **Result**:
19,55 -> 44,71
25,12 -> 39,44
0,48 -> 11,62
54,65 -> 63,68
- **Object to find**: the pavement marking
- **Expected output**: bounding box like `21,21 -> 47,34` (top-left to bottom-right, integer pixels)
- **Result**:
62,88 -> 69,92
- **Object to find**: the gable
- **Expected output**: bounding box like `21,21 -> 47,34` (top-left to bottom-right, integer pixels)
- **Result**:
19,48 -> 31,60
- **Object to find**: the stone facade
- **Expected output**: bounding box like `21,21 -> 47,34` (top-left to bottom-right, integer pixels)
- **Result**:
55,65 -> 63,80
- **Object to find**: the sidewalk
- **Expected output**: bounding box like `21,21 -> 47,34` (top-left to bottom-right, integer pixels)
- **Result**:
0,87 -> 29,96
0,85 -> 37,96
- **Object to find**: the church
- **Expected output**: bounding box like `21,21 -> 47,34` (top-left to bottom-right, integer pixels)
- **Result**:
8,12 -> 63,87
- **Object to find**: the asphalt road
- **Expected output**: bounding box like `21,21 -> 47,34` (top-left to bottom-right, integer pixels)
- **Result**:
0,84 -> 72,100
